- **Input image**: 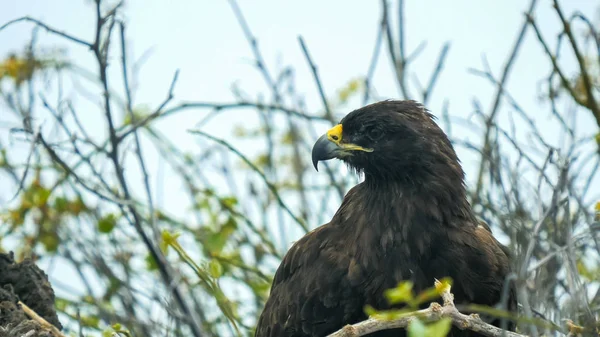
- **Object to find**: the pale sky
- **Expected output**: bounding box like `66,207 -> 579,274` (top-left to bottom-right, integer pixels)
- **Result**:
1,0 -> 598,335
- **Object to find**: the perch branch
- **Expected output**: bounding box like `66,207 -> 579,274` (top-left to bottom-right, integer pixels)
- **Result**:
327,280 -> 527,337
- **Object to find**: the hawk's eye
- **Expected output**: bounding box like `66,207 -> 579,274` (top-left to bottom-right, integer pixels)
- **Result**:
368,128 -> 383,140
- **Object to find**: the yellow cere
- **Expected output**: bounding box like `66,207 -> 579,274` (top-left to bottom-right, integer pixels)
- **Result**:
325,123 -> 374,153
327,124 -> 343,144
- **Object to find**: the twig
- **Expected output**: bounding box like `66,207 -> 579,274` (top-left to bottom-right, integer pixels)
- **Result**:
7,125 -> 41,202
423,42 -> 450,105
19,301 -> 67,337
527,15 -> 590,114
380,0 -> 410,99
0,17 -> 93,48
552,0 -> 600,126
119,21 -> 159,242
363,14 -> 385,105
472,0 -> 539,204
228,0 -> 282,103
298,36 -> 333,122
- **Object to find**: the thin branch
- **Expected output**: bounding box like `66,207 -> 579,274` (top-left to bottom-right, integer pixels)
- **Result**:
423,42 -> 450,105
552,0 -> 600,125
527,15 -> 588,107
120,21 -> 159,242
298,36 -> 333,122
363,14 -> 385,105
472,0 -> 539,204
380,0 -> 410,99
0,17 -> 93,48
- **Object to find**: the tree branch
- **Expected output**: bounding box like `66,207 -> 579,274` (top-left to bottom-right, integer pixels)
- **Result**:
327,280 -> 527,337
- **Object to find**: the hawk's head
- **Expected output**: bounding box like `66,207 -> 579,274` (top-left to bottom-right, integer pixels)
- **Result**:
311,100 -> 463,183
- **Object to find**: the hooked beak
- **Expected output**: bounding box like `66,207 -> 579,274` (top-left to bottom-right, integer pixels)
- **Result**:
311,133 -> 340,171
311,124 -> 373,171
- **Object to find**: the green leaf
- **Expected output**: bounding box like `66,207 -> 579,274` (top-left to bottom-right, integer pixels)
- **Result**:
145,253 -> 158,271
80,315 -> 100,328
54,197 -> 68,213
412,277 -> 452,307
248,278 -> 271,298
204,217 -> 237,255
407,318 -> 426,337
55,298 -> 68,311
208,259 -> 223,278
98,214 -> 117,233
363,305 -> 412,321
576,259 -> 600,282
33,187 -> 51,207
425,318 -> 452,337
384,281 -> 414,305
40,233 -> 59,252
221,196 -> 238,208
68,197 -> 87,215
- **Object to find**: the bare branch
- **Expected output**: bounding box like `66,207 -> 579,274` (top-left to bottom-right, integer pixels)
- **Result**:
472,0 -> 539,204
298,36 -> 333,122
0,17 -> 93,48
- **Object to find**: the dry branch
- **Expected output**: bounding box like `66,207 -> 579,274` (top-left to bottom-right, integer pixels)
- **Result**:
19,301 -> 67,337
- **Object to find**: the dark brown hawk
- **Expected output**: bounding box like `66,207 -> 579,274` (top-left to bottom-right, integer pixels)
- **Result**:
255,100 -> 517,337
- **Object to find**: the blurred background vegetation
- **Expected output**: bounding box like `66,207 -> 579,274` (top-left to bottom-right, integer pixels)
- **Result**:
0,0 -> 599,336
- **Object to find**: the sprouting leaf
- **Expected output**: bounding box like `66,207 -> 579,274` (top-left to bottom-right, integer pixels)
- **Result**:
80,315 -> 100,328
123,105 -> 150,125
363,305 -> 411,321
281,131 -> 295,145
112,323 -> 133,337
40,233 -> 59,252
204,217 -> 237,255
576,259 -> 600,282
337,77 -> 364,104
98,214 -> 117,233
254,154 -> 270,168
209,259 -> 223,278
248,278 -> 271,298
55,298 -> 68,311
54,197 -> 68,213
145,253 -> 158,271
32,187 -> 51,207
424,318 -> 452,337
221,196 -> 238,208
233,125 -> 247,137
68,197 -> 87,216
434,278 -> 452,294
384,280 -> 414,305
407,318 -> 426,337
161,230 -> 181,253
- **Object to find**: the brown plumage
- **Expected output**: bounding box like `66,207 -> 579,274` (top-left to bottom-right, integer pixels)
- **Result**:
255,100 -> 517,337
